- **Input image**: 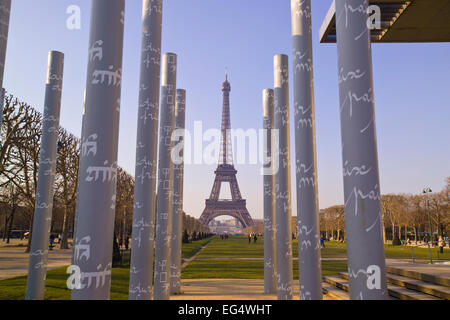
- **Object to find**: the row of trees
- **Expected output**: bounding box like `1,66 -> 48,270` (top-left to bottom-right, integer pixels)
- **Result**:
182,230 -> 213,244
320,178 -> 450,245
0,93 -> 211,252
182,212 -> 211,242
0,93 -> 135,250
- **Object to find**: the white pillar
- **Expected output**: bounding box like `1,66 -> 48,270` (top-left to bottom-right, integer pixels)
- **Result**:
70,0 -> 125,300
170,89 -> 186,295
26,51 -> 64,300
129,0 -> 163,300
274,54 -> 294,300
0,0 -> 11,130
153,53 -> 177,300
291,0 -> 323,300
263,88 -> 276,294
0,0 -> 11,90
335,0 -> 388,299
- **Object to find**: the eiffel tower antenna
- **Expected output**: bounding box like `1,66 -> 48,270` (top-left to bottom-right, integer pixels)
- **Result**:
219,69 -> 233,165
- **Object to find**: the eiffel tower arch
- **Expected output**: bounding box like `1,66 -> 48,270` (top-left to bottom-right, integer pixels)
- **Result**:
199,74 -> 254,229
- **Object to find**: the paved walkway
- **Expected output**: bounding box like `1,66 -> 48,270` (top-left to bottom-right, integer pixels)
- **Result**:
0,243 -> 72,281
181,243 -> 211,268
171,279 -> 330,300
386,259 -> 450,278
0,239 -> 28,248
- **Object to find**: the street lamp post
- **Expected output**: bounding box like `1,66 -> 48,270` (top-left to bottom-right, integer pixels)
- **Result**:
423,187 -> 433,264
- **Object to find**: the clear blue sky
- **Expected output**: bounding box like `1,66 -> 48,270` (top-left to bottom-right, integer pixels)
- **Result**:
4,0 -> 450,220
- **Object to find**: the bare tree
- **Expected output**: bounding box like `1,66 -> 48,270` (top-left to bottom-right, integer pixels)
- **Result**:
0,94 -> 36,178
429,191 -> 447,238
0,93 -> 141,253
0,184 -> 20,243
1,100 -> 41,252
114,167 -> 134,243
54,129 -> 79,249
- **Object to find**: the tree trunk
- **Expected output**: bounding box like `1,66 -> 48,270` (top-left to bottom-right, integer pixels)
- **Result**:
6,206 -> 15,244
414,226 -> 417,245
122,208 -> 126,240
25,209 -> 34,253
3,214 -> 9,241
60,205 -> 70,249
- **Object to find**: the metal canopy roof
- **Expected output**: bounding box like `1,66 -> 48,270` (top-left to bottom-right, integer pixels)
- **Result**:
319,0 -> 450,43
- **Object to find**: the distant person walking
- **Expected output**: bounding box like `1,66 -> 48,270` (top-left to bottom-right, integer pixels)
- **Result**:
320,236 -> 325,248
253,234 -> 257,244
49,234 -> 55,250
248,234 -> 251,244
439,236 -> 444,253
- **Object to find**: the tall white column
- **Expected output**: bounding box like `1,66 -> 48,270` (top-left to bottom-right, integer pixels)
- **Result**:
0,0 -> 11,90
263,88 -> 276,294
26,51 -> 64,300
335,0 -> 388,299
70,0 -> 125,300
274,54 -> 294,300
291,0 -> 322,300
0,87 -> 5,129
129,0 -> 163,300
0,0 -> 11,130
154,53 -> 177,300
170,89 -> 186,295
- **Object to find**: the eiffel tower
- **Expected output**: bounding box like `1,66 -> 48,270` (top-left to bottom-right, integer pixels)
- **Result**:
199,73 -> 254,228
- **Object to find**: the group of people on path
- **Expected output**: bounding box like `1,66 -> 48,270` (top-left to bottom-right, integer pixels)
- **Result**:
118,236 -> 130,251
248,234 -> 258,244
404,235 -> 447,253
219,234 -> 229,240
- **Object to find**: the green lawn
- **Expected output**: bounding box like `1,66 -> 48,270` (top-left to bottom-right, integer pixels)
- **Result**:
198,236 -> 264,258
199,236 -> 348,259
383,244 -> 449,261
181,237 -> 213,259
0,235 -> 447,300
182,259 -> 348,280
0,267 -> 132,300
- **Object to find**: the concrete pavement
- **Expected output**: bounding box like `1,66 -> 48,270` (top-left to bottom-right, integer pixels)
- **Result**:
0,241 -> 72,281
